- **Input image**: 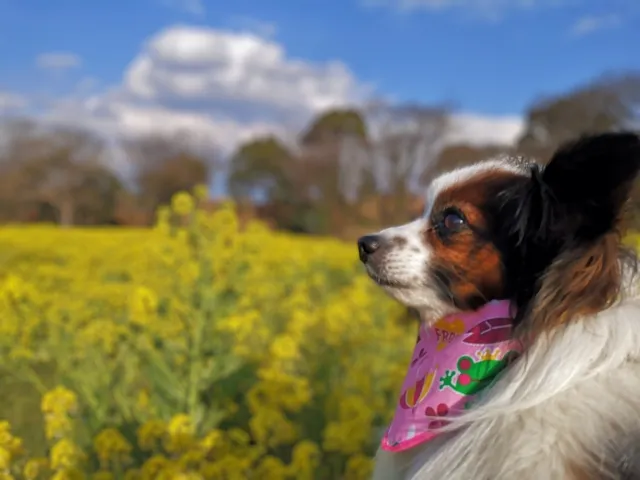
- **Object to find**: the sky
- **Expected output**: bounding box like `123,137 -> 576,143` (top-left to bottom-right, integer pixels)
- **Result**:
0,0 -> 638,156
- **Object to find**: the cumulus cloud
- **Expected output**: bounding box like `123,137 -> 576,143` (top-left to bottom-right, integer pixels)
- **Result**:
446,113 -> 524,146
123,25 -> 366,121
8,25 -> 523,158
0,92 -> 27,112
32,25 -> 368,153
569,13 -> 622,37
35,52 -> 82,71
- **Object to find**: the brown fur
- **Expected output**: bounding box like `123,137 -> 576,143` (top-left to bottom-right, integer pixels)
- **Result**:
425,171 -> 521,306
566,460 -> 603,480
525,232 -> 627,339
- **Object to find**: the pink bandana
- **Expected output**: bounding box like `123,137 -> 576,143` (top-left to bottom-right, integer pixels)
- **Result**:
381,299 -> 522,452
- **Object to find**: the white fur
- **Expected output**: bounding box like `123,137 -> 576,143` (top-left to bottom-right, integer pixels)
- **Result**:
364,218 -> 450,316
367,159 -> 529,320
368,158 -> 640,479
373,279 -> 640,479
424,159 -> 528,219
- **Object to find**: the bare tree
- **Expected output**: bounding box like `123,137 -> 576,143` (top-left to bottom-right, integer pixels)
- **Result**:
337,133 -> 373,204
342,101 -> 450,223
517,72 -> 640,160
125,134 -> 216,220
427,143 -> 509,181
0,122 -> 118,226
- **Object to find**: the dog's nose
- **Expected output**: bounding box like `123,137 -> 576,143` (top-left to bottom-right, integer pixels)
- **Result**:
357,235 -> 381,263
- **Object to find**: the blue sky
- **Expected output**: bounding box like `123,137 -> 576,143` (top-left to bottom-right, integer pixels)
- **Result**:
0,0 -> 638,152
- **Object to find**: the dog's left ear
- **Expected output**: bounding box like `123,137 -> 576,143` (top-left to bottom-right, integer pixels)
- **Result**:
499,132 -> 640,332
542,132 -> 640,241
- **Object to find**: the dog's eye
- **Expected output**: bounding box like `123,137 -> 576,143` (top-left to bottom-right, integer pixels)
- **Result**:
443,212 -> 465,231
435,210 -> 466,237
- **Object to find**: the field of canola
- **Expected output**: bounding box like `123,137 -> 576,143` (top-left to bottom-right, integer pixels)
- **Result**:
0,191 -> 416,480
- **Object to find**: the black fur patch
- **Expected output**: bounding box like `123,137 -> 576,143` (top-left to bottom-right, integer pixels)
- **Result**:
496,132 -> 640,325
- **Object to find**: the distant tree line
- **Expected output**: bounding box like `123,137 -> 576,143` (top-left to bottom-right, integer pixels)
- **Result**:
0,72 -> 639,236
0,126 -> 214,227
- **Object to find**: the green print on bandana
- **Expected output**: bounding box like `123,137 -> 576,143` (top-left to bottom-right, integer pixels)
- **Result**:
438,350 -> 519,396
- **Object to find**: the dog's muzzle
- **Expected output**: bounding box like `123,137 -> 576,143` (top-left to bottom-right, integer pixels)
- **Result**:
357,235 -> 382,264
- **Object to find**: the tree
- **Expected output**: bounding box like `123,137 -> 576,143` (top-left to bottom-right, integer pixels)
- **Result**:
297,108 -> 374,234
517,72 -> 640,160
516,72 -> 640,230
352,101 -> 451,224
0,122 -> 122,226
228,109 -> 371,235
227,136 -> 294,202
300,108 -> 368,146
127,135 -> 214,220
427,143 -> 508,182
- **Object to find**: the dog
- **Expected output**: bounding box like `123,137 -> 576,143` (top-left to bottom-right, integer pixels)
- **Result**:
358,132 -> 640,480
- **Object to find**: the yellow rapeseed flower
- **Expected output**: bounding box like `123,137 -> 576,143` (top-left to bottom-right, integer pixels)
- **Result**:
0,196 -> 439,477
23,458 -> 49,480
139,455 -> 170,479
41,387 -> 78,417
137,420 -> 166,452
198,429 -> 223,453
171,192 -> 195,216
289,440 -> 321,479
344,454 -> 374,480
0,421 -> 23,458
164,414 -> 195,453
43,415 -> 74,442
254,456 -> 288,480
192,184 -> 209,201
129,286 -> 158,325
0,447 -> 10,471
270,334 -> 300,361
50,439 -> 85,471
93,428 -> 132,468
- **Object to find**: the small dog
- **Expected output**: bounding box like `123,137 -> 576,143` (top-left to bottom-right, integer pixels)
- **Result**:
358,132 -> 640,480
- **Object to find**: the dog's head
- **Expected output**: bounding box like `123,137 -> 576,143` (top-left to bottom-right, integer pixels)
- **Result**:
358,132 -> 640,333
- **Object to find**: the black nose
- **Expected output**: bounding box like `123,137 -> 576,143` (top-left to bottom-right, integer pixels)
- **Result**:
357,235 -> 381,263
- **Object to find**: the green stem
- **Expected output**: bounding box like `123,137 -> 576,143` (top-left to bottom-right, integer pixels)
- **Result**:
187,309 -> 205,428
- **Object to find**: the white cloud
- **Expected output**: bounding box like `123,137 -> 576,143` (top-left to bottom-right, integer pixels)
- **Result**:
35,52 -> 82,71
363,0 -> 574,20
6,24 -> 523,163
161,0 -> 205,16
39,95 -> 286,170
124,25 -> 366,119
569,13 -> 621,37
446,113 -> 524,146
0,92 -> 27,112
23,25 -> 365,154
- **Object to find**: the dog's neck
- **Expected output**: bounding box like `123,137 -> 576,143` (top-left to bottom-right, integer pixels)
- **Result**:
418,305 -> 460,327
417,301 -> 507,328
395,285 -> 640,480
381,299 -> 521,452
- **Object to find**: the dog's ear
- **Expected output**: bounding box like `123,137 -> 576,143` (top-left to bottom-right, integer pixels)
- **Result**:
541,132 -> 640,242
497,132 -> 640,331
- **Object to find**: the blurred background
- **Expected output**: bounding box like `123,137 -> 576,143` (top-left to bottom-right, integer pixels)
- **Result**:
0,0 -> 638,479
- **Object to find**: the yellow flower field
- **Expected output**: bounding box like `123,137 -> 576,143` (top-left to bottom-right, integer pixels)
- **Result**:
0,191 -> 415,479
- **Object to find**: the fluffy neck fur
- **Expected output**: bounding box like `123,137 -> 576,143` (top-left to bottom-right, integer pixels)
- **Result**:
376,261 -> 640,480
